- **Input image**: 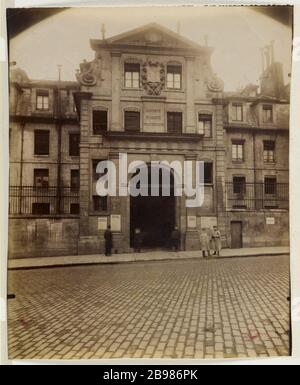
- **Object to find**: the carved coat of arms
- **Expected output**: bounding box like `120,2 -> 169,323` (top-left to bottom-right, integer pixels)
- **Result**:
207,73 -> 224,93
76,59 -> 101,86
141,61 -> 166,96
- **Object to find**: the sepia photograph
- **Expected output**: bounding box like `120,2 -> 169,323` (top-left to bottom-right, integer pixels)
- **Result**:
5,4 -> 293,361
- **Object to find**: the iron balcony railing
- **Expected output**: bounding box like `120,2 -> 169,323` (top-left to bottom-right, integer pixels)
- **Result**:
9,186 -> 80,216
225,182 -> 289,210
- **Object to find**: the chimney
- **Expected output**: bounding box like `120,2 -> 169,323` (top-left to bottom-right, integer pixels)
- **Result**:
204,35 -> 208,47
260,42 -> 285,98
101,24 -> 106,40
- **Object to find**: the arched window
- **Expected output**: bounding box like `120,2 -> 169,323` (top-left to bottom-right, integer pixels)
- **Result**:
93,109 -> 108,135
124,110 -> 141,132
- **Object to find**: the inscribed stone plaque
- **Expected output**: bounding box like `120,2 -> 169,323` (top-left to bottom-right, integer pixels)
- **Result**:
201,216 -> 217,230
98,217 -> 108,231
266,217 -> 275,225
187,216 -> 197,229
111,215 -> 121,232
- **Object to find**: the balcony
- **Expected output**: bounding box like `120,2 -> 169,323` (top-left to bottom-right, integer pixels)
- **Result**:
225,182 -> 289,211
9,186 -> 80,216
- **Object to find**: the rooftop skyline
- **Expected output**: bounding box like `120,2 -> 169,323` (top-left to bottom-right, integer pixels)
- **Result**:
9,6 -> 293,91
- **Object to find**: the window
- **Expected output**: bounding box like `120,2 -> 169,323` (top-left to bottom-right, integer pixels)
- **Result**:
93,196 -> 108,212
70,203 -> 80,215
34,169 -> 49,188
198,114 -> 212,137
263,105 -> 273,123
167,65 -> 182,89
167,112 -> 183,134
124,111 -> 140,132
204,162 -> 213,184
265,177 -> 277,195
69,133 -> 80,156
34,130 -> 50,155
93,110 -> 108,135
232,141 -> 244,162
36,90 -> 49,110
71,170 -> 80,191
233,176 -> 246,195
264,141 -> 275,163
125,63 -> 140,89
32,203 -> 50,215
232,103 -> 243,122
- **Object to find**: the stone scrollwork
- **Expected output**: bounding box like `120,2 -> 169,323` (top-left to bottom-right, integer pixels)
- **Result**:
207,73 -> 224,93
141,61 -> 166,96
76,59 -> 101,86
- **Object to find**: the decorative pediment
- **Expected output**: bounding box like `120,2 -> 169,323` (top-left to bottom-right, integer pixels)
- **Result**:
91,23 -> 203,52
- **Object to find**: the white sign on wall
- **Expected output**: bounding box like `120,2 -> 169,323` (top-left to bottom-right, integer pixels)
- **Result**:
111,215 -> 121,232
98,217 -> 108,231
187,216 -> 197,229
201,216 -> 218,229
266,217 -> 275,225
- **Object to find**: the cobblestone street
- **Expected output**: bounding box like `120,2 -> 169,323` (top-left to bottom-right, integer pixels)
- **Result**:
7,255 -> 290,360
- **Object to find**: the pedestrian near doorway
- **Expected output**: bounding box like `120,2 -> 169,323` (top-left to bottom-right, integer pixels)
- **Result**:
171,226 -> 181,252
104,225 -> 113,256
133,228 -> 143,253
212,226 -> 222,257
200,228 -> 211,258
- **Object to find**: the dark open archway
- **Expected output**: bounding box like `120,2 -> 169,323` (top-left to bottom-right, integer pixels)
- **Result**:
130,164 -> 176,249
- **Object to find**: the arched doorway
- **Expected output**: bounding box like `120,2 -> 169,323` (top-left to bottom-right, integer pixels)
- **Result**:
130,164 -> 176,249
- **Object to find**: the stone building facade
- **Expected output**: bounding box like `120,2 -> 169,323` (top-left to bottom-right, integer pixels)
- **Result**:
8,23 -> 289,258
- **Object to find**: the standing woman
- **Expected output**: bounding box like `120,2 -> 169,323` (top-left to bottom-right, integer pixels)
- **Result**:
212,226 -> 222,257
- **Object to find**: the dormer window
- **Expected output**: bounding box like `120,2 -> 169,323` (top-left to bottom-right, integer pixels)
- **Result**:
167,65 -> 182,89
125,63 -> 140,89
263,105 -> 273,123
232,103 -> 243,122
36,89 -> 49,110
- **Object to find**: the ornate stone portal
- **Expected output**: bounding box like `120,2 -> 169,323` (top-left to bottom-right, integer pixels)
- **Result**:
141,61 -> 166,96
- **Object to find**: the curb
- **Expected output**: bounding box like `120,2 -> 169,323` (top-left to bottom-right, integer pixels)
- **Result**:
8,252 -> 290,271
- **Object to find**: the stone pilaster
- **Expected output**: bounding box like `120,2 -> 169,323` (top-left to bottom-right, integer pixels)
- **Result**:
79,97 -> 91,237
214,99 -> 228,247
186,56 -> 196,134
111,52 -> 122,131
184,153 -> 200,250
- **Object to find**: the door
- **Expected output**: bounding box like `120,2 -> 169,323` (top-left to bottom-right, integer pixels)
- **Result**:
231,221 -> 243,249
130,164 -> 176,249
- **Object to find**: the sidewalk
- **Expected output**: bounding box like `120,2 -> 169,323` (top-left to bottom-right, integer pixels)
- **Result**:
8,246 -> 289,270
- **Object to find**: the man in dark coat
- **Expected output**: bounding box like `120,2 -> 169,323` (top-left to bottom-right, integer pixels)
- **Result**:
171,226 -> 180,252
133,228 -> 143,253
104,225 -> 113,256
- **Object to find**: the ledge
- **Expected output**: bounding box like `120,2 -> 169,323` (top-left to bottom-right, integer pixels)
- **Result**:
103,131 -> 203,141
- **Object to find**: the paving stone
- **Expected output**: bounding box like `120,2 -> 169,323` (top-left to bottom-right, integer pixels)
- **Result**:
7,255 -> 290,360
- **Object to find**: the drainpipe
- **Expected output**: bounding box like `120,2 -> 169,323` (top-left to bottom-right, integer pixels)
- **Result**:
55,87 -> 62,215
253,132 -> 258,210
19,120 -> 25,214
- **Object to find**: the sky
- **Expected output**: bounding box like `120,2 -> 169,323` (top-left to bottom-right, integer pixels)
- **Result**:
9,6 -> 293,91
